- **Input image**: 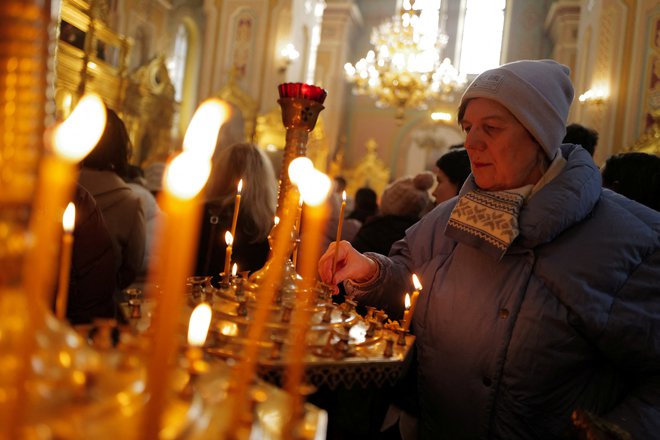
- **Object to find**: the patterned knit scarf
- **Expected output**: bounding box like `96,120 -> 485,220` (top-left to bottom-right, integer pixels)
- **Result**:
445,188 -> 528,260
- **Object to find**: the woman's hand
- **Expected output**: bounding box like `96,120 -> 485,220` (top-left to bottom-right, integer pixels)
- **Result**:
317,240 -> 378,290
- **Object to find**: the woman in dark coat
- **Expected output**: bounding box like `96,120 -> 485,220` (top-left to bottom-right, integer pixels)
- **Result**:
195,143 -> 277,276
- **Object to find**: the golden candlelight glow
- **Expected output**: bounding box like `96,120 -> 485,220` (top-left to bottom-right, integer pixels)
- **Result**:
182,98 -> 230,159
288,157 -> 314,185
62,203 -> 76,233
163,152 -> 211,200
404,293 -> 411,310
53,93 -> 106,161
237,179 -> 243,194
299,169 -> 332,206
342,190 -> 346,202
225,231 -> 233,247
219,321 -> 239,337
412,274 -> 422,291
274,216 -> 280,225
232,263 -> 238,277
187,303 -> 212,347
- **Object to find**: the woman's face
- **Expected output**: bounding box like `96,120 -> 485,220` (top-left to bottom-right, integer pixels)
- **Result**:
460,98 -> 546,191
432,168 -> 458,205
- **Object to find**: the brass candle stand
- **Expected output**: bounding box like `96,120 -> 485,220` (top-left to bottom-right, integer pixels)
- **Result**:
275,83 -> 327,216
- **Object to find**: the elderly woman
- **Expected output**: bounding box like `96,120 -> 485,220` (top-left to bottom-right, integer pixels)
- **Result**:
318,60 -> 660,439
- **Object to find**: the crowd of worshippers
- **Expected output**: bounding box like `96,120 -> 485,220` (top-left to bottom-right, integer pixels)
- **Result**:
64,60 -> 660,439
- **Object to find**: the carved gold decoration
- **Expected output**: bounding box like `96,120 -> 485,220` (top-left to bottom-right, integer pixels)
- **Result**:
123,54 -> 176,164
344,139 -> 390,197
626,109 -> 660,155
256,108 -> 329,173
216,69 -> 257,141
55,0 -> 131,116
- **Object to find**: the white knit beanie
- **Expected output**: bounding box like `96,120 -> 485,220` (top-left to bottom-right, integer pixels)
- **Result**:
458,59 -> 574,159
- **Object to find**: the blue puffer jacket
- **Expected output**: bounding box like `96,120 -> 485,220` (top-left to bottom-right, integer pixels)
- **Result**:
347,145 -> 660,439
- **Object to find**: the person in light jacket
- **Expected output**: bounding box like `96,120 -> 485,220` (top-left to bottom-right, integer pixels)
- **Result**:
79,106 -> 145,290
319,60 -> 660,439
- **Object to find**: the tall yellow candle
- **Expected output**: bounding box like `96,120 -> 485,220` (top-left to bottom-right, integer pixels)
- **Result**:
142,98 -> 227,440
230,179 -> 243,240
403,274 -> 422,332
224,231 -> 233,282
292,194 -> 303,269
402,293 -> 412,331
332,190 -> 347,278
226,189 -> 299,437
55,203 -> 76,320
25,94 -> 106,309
284,168 -> 332,436
288,157 -> 313,270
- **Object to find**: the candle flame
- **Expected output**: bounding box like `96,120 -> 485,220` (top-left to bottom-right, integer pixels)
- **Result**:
412,274 -> 422,291
299,169 -> 332,206
225,231 -> 233,246
288,157 -> 314,185
53,93 -> 107,162
237,179 -> 243,194
342,190 -> 346,202
62,202 -> 76,233
182,99 -> 230,160
187,303 -> 212,346
404,293 -> 411,310
163,151 -> 211,199
232,263 -> 238,276
274,216 -> 280,225
219,320 -> 238,337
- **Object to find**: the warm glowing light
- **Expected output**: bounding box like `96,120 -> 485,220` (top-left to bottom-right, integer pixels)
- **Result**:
237,179 -> 243,194
219,321 -> 239,337
62,203 -> 76,233
288,157 -> 314,185
163,152 -> 211,199
280,43 -> 300,61
431,112 -> 452,121
299,169 -> 332,206
404,293 -> 411,310
578,88 -> 608,104
342,190 -> 346,202
232,263 -> 238,277
274,216 -> 280,225
225,231 -> 234,246
53,93 -> 107,161
412,274 -> 422,291
182,99 -> 230,159
187,303 -> 212,347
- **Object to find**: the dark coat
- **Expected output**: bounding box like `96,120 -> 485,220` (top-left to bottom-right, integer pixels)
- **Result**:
195,202 -> 270,276
66,184 -> 117,324
351,214 -> 420,256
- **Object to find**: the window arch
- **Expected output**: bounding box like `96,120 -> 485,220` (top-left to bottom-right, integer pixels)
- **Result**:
167,24 -> 188,102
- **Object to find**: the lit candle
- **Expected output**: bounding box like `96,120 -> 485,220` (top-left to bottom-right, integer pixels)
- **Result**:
410,273 -> 422,317
332,190 -> 347,278
142,99 -> 227,440
284,167 -> 332,435
292,194 -> 303,269
55,203 -> 76,320
188,302 -> 212,348
224,231 -> 233,283
232,263 -> 238,278
288,157 -> 313,271
25,93 -> 106,309
402,293 -> 412,331
230,179 -> 243,240
226,189 -> 299,435
402,274 -> 422,332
